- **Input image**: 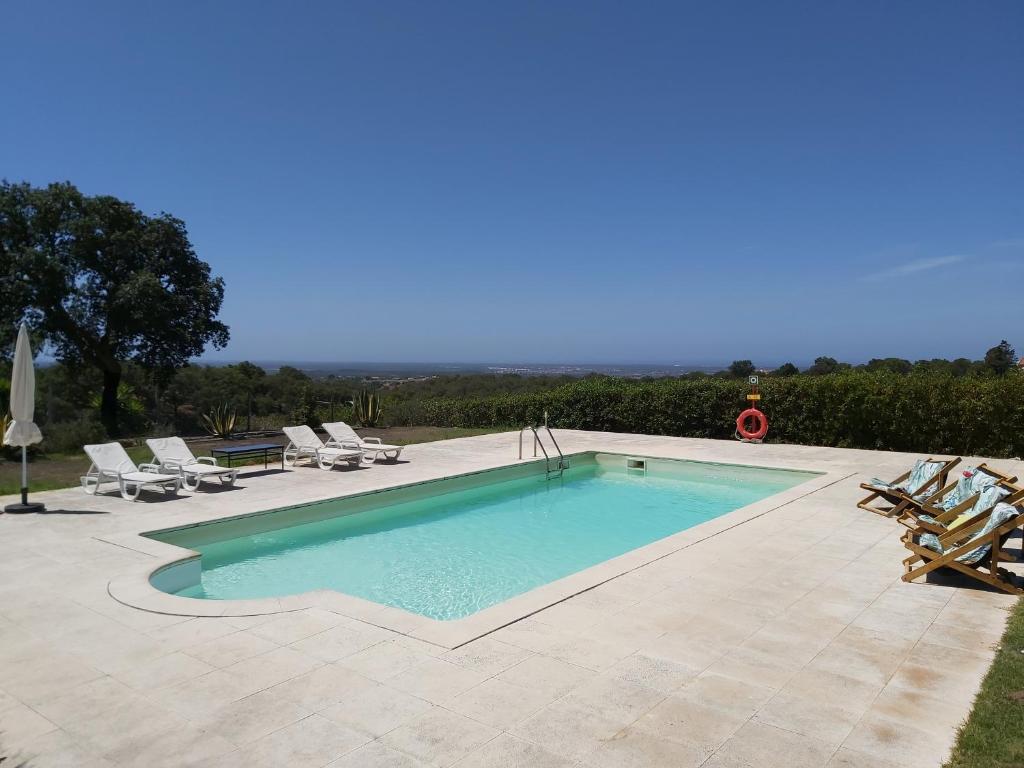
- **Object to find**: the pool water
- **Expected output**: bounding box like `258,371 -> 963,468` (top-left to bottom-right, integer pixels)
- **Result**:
164,456 -> 813,620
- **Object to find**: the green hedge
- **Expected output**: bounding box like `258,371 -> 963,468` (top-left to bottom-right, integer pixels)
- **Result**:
387,373 -> 1024,458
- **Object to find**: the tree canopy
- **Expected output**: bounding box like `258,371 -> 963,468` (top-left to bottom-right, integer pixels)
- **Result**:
0,180 -> 229,434
984,340 -> 1018,375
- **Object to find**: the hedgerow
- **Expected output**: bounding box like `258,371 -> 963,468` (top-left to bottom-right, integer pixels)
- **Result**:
386,373 -> 1024,458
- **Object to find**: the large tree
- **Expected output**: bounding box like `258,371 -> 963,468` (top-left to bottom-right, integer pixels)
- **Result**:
0,181 -> 229,435
984,340 -> 1017,375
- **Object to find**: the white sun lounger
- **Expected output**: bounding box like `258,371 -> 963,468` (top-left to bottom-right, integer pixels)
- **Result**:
282,425 -> 364,470
146,436 -> 239,491
322,421 -> 403,463
81,442 -> 181,501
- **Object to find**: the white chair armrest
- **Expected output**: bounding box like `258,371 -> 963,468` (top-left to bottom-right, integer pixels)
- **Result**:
160,459 -> 185,471
138,463 -> 161,473
362,437 -> 383,444
196,456 -> 218,465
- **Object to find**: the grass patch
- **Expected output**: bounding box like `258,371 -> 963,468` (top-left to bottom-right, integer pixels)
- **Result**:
945,596 -> 1024,767
0,426 -> 508,496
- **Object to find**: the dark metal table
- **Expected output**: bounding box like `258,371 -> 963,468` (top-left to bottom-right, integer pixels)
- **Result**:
210,442 -> 285,470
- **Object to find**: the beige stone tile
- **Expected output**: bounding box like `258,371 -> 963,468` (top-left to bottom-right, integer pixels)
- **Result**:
219,713 -> 371,768
60,696 -> 188,758
778,667 -> 883,711
633,695 -> 746,753
675,672 -> 776,720
754,690 -> 864,748
0,702 -> 58,745
270,662 -> 379,711
448,677 -> 556,729
380,706 -> 499,767
826,746 -> 913,768
453,732 -> 572,767
111,651 -> 214,690
488,618 -> 573,652
588,726 -> 708,768
244,608 -> 350,645
1,653 -> 105,705
842,713 -> 955,768
337,639 -> 434,682
147,617 -> 238,651
103,722 -> 236,768
181,629 -> 279,668
148,669 -> 268,720
327,740 -> 430,767
290,622 -> 388,662
701,647 -> 799,691
560,674 -> 665,726
442,637 -> 534,675
607,651 -> 701,692
715,721 -> 837,768
511,699 -> 625,763
637,631 -> 725,673
495,654 -> 595,698
388,657 -> 490,704
320,683 -> 432,737
223,645 -> 324,690
8,728 -> 114,768
194,688 -> 310,746
544,633 -> 638,671
532,600 -> 607,630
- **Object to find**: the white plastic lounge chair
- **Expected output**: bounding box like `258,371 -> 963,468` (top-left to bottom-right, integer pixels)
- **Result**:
282,425 -> 363,470
146,436 -> 238,491
81,442 -> 181,501
322,421 -> 403,463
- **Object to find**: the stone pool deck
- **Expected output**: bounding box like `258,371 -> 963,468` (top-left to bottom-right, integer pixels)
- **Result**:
0,430 -> 1021,768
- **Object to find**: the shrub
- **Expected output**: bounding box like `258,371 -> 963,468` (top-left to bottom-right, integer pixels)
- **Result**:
38,417 -> 108,455
386,373 -> 1024,458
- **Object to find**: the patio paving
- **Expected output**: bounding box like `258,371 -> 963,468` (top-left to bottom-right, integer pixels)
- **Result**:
0,430 -> 1020,767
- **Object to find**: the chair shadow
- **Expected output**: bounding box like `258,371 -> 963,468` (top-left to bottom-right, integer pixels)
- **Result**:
235,468 -> 290,479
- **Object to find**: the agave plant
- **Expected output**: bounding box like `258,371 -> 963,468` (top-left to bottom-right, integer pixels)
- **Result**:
353,390 -> 383,428
202,404 -> 237,439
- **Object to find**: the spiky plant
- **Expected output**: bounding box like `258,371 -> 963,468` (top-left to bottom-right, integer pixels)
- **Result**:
201,404 -> 237,438
353,390 -> 383,428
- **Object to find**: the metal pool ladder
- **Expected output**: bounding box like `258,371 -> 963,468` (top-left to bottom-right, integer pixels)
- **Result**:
519,425 -> 569,479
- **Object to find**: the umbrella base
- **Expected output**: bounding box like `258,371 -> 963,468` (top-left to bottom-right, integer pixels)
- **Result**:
4,501 -> 45,514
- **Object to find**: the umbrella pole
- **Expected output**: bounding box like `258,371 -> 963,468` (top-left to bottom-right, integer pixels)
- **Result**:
4,445 -> 45,514
21,446 -> 28,506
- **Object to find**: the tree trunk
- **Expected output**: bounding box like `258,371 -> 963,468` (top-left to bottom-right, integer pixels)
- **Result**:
100,364 -> 123,437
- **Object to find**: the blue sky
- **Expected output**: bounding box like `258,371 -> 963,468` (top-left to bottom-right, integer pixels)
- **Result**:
3,1 -> 1022,366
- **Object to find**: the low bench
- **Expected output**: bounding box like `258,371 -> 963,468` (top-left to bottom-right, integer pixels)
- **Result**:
209,442 -> 285,470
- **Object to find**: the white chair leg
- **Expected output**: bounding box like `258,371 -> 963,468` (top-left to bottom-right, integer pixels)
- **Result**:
182,473 -> 201,492
221,471 -> 237,486
81,475 -> 99,494
120,480 -> 141,502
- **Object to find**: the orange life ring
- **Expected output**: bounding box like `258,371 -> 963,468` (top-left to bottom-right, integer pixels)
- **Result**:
736,407 -> 768,440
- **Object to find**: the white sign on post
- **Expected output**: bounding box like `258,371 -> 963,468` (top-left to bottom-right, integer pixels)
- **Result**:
748,376 -> 759,385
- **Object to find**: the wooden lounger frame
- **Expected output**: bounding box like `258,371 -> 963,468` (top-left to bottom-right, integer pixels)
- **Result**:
857,456 -> 961,517
902,491 -> 1024,595
897,465 -> 1020,535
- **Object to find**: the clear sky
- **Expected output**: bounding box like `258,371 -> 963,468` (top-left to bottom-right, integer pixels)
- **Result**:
3,1 -> 1022,366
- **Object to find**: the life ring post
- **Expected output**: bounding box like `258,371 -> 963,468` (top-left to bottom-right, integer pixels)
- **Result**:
736,375 -> 768,442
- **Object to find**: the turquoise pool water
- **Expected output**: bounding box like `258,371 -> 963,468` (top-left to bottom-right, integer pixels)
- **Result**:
166,457 -> 813,620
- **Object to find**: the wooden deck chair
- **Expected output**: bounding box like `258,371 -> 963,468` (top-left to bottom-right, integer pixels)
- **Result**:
857,457 -> 961,517
898,468 -> 1020,535
902,492 -> 1024,595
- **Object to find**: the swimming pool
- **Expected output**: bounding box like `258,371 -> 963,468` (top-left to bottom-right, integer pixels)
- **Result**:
147,453 -> 816,620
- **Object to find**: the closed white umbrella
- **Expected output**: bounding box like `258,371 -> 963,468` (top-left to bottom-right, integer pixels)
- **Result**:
4,323 -> 45,513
